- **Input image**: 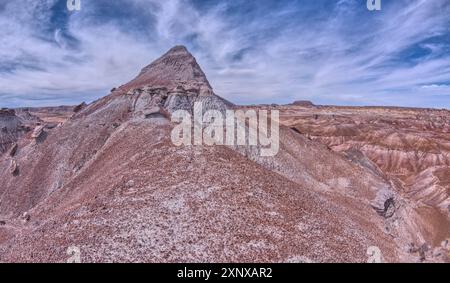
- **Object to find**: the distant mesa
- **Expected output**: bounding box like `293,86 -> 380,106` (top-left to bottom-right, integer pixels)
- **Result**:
292,100 -> 315,107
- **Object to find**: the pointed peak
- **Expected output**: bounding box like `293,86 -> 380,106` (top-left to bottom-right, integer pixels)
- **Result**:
166,45 -> 190,55
122,46 -> 212,92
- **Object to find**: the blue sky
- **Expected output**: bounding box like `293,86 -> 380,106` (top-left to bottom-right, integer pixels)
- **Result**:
0,0 -> 450,109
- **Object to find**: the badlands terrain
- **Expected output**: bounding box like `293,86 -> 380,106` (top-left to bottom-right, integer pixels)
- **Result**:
0,46 -> 449,263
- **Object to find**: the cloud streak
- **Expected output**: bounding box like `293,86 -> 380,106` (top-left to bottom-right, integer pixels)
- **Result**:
0,0 -> 449,108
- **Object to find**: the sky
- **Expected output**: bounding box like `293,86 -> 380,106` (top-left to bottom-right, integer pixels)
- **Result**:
0,0 -> 450,109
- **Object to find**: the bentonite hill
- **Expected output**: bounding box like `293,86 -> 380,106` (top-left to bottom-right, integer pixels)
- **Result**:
0,46 -> 449,263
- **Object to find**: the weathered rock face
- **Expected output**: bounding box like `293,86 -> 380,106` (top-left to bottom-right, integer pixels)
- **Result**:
0,109 -> 26,155
120,45 -> 232,117
127,84 -> 230,117
0,46 -> 447,263
0,107 -> 65,156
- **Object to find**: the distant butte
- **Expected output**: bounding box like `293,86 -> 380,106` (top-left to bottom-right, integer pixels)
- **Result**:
291,100 -> 315,107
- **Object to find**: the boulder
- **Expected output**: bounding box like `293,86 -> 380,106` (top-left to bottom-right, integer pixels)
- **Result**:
125,180 -> 135,188
408,242 -> 430,261
21,212 -> 30,223
142,107 -> 171,120
45,123 -> 59,129
31,125 -> 45,139
10,159 -> 18,175
371,187 -> 396,218
8,143 -> 18,157
73,102 -> 87,113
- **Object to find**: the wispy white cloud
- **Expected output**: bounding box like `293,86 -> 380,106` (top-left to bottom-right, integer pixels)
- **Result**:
0,0 -> 449,108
